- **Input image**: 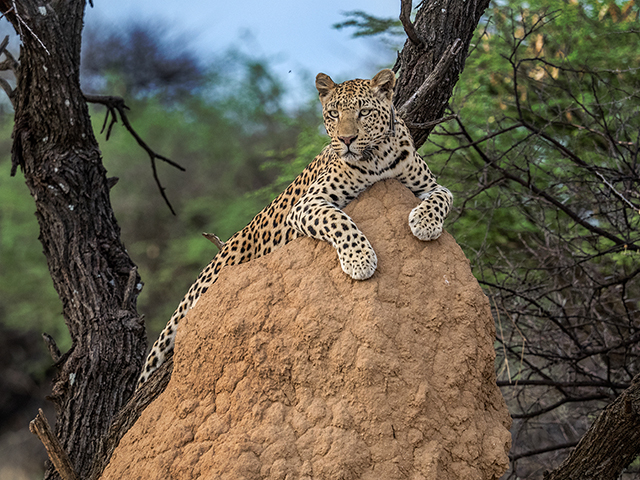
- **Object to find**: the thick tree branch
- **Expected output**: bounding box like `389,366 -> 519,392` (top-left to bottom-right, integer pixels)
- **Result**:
393,0 -> 491,147
3,2 -> 148,479
543,374 -> 640,480
397,38 -> 463,119
399,0 -> 423,47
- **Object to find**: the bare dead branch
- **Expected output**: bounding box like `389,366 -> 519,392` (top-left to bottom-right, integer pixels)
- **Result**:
202,232 -> 226,251
84,94 -> 186,215
511,441 -> 579,462
511,395 -> 611,420
0,34 -> 18,105
0,77 -> 13,104
497,379 -> 631,389
399,0 -> 423,47
29,409 -> 79,480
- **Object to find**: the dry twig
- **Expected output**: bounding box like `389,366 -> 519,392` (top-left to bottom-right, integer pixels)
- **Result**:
29,409 -> 79,480
84,94 -> 186,215
202,232 -> 226,251
42,333 -> 61,362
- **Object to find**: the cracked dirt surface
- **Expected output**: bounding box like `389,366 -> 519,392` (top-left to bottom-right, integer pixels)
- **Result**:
100,180 -> 512,480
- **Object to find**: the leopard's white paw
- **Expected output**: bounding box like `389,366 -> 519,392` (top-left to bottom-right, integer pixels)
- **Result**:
338,244 -> 378,280
409,204 -> 444,241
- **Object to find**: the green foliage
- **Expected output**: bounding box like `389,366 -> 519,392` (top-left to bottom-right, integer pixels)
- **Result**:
333,10 -> 403,38
424,0 -> 640,264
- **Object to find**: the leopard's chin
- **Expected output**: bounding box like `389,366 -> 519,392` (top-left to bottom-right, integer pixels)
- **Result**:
338,149 -> 364,163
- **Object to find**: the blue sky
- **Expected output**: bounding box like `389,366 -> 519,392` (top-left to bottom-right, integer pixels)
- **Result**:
84,0 -> 402,98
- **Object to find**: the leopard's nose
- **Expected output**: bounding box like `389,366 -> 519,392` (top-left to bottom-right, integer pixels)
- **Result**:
339,135 -> 357,146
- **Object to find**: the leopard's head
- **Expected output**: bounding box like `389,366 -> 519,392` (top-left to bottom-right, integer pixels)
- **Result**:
316,69 -> 396,163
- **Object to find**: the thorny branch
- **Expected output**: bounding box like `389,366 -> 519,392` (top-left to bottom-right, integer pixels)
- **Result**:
84,94 -> 186,215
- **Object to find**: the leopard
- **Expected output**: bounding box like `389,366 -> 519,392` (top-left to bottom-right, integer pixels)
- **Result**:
137,69 -> 453,387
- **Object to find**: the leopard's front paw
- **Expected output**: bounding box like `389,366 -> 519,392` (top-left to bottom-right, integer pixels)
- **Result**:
409,204 -> 444,241
338,243 -> 378,280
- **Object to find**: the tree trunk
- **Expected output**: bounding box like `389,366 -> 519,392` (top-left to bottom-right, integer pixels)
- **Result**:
393,0 -> 491,148
0,1 -> 146,478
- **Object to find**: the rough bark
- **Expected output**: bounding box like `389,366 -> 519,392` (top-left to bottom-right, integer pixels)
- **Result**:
543,374 -> 640,480
393,0 -> 491,148
0,1 -> 146,479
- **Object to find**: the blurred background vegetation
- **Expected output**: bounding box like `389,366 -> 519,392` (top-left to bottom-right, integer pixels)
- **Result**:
1,0 -> 639,477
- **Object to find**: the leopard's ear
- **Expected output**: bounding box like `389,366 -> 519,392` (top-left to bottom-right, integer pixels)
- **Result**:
316,73 -> 336,102
370,69 -> 396,102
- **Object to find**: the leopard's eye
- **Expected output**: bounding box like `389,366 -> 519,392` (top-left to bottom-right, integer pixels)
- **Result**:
359,108 -> 372,117
327,110 -> 340,119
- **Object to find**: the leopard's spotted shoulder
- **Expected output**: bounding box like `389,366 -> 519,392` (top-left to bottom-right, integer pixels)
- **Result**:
138,69 -> 453,386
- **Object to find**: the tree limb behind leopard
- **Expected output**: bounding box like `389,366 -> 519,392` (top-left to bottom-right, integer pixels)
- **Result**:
138,69 -> 453,387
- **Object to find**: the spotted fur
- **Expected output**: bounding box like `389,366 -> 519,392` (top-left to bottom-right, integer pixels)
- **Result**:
138,69 -> 453,386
